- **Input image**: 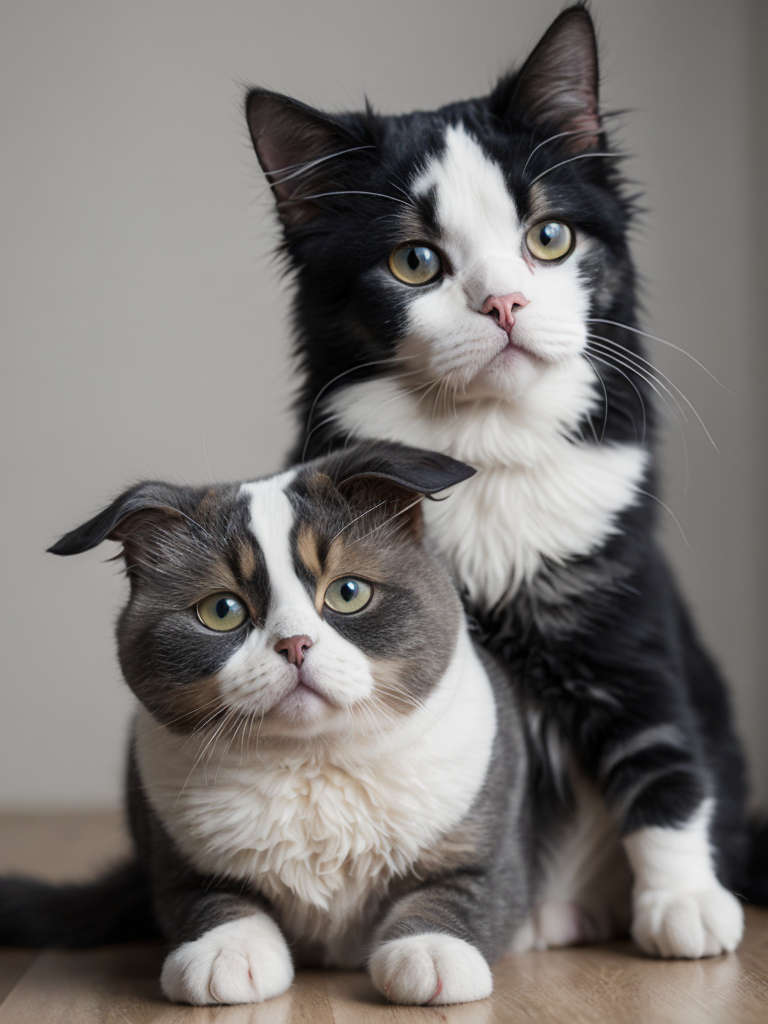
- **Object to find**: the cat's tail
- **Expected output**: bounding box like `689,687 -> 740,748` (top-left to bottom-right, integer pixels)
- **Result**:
0,860 -> 159,947
743,818 -> 768,905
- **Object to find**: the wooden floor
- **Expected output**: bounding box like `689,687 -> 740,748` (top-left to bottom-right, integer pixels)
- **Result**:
1,812 -> 767,1023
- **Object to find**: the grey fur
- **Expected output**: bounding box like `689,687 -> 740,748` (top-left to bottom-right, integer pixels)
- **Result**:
4,441 -> 538,1006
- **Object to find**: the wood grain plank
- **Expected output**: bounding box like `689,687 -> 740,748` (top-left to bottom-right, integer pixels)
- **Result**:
490,908 -> 768,1024
0,947 -> 336,1024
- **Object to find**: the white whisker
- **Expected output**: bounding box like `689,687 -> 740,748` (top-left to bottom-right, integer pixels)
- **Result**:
587,318 -> 726,389
288,189 -> 414,208
529,151 -> 623,185
522,128 -> 607,177
268,146 -> 376,185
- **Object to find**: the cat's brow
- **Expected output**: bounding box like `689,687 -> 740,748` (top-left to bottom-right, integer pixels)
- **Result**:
522,128 -> 607,177
329,500 -> 388,545
528,151 -> 624,186
288,189 -> 415,208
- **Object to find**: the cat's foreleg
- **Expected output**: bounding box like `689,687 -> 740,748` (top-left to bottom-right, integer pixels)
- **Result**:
156,884 -> 294,1006
623,799 -> 744,958
368,880 -> 500,1005
592,716 -> 744,958
129,763 -> 293,1006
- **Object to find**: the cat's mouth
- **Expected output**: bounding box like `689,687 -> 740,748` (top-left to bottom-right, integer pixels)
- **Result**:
271,675 -> 335,720
487,333 -> 539,369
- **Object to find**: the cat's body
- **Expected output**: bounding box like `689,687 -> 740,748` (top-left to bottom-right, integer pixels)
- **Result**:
1,442 -> 543,1006
245,4 -> 759,957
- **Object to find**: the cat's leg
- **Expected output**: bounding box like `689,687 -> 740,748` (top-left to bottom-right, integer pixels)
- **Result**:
368,880 -> 499,1006
130,775 -> 293,1006
160,902 -> 294,1006
623,800 -> 743,958
578,685 -> 744,958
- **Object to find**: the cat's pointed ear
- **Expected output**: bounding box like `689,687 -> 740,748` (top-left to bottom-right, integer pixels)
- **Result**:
506,5 -> 600,153
48,483 -> 187,569
246,89 -> 369,227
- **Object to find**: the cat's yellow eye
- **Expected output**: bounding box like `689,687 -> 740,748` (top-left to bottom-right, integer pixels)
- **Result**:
323,577 -> 373,614
526,221 -> 574,262
196,593 -> 248,632
388,244 -> 442,286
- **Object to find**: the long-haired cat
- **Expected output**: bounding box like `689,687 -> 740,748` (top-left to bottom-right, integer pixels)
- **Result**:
244,2 -> 765,955
1,442 -> 538,1006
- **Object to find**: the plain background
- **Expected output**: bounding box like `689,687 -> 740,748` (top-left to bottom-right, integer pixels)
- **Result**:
1,0 -> 766,810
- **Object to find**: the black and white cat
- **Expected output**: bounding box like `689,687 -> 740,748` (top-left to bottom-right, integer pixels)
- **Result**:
245,3 -> 762,956
1,442 -> 540,1006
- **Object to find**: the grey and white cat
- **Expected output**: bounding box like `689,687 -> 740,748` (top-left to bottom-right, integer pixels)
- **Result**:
1,442 -> 537,1007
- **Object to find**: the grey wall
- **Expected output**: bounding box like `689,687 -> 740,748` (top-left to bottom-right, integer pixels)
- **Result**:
1,0 -> 766,808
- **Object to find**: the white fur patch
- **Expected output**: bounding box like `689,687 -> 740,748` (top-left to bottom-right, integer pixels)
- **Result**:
623,800 -> 744,958
135,627 -> 496,968
511,772 -> 632,951
330,380 -> 647,604
400,126 -> 595,401
161,913 -> 294,1005
369,933 -> 493,1006
326,123 -> 646,604
213,472 -> 377,736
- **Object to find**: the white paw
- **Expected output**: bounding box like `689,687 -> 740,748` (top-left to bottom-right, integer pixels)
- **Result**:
369,933 -> 492,1005
161,913 -> 294,1005
632,884 -> 744,959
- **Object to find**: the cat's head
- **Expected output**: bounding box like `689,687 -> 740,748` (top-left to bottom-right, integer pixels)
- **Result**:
50,443 -> 474,741
245,4 -> 637,429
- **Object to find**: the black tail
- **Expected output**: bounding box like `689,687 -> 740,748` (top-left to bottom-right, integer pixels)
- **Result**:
743,818 -> 768,905
0,860 -> 159,948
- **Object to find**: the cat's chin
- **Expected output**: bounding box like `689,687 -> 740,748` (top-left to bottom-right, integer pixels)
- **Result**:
461,342 -> 546,402
270,681 -> 333,724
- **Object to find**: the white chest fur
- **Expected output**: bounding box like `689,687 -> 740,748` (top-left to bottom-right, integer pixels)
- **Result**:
134,628 -> 496,966
329,374 -> 647,605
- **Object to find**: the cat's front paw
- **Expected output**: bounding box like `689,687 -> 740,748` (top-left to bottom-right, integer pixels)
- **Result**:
161,913 -> 294,1005
632,884 -> 744,959
369,933 -> 492,1005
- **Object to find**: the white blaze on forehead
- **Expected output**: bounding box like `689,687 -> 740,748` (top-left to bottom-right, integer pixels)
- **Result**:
240,470 -> 317,641
413,125 -> 528,304
234,470 -> 376,717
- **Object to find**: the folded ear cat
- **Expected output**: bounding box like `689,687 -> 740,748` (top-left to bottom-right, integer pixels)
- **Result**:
0,442 -> 540,1007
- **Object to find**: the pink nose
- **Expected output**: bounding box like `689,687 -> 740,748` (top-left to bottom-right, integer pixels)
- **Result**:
481,292 -> 529,335
274,635 -> 313,666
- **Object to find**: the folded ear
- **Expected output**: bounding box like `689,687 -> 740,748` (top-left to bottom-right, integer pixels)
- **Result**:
319,441 -> 475,538
245,89 -> 374,227
48,483 -> 187,572
326,440 -> 475,497
504,4 -> 600,154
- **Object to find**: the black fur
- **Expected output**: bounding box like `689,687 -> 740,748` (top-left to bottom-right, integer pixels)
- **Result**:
245,3 -> 763,904
0,862 -> 157,947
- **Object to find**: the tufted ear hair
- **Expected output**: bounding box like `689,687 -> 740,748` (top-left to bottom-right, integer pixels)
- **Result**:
501,4 -> 601,154
48,483 -> 190,575
245,89 -> 375,227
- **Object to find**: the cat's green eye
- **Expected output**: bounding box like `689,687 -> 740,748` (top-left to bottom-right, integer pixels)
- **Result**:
196,593 -> 248,632
323,577 -> 373,615
526,221 -> 574,262
388,244 -> 442,286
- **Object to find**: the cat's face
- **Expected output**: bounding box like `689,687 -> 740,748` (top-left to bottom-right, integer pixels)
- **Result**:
50,444 -> 472,741
390,123 -> 597,404
246,6 -> 639,437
